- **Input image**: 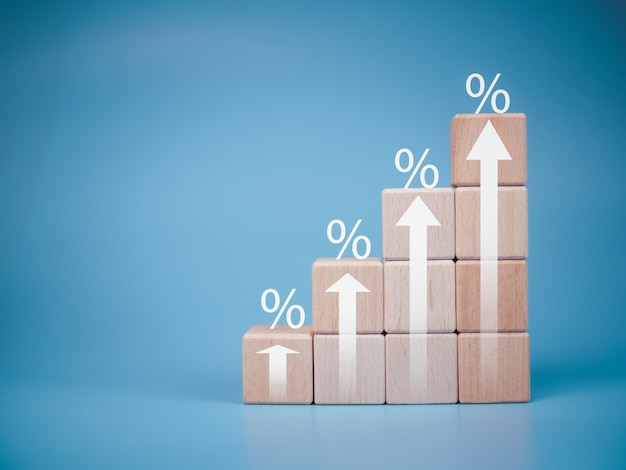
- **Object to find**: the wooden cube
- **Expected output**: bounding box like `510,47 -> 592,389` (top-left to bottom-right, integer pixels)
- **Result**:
385,333 -> 458,404
456,260 -> 528,332
312,258 -> 383,334
382,188 -> 455,261
242,325 -> 313,404
455,186 -> 528,259
384,260 -> 455,333
314,334 -> 385,404
451,113 -> 527,186
458,332 -> 530,403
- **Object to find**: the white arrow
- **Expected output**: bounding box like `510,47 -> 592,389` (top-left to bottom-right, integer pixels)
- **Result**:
396,197 -> 440,400
326,273 -> 369,399
256,344 -> 299,402
467,120 -> 511,332
396,196 -> 441,333
467,120 -> 512,388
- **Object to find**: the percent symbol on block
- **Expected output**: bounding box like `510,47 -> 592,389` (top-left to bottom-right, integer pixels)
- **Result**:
466,73 -> 510,114
395,148 -> 439,189
327,219 -> 371,260
261,288 -> 305,329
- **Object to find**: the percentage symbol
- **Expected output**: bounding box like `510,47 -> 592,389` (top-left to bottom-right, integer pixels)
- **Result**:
326,219 -> 371,260
394,148 -> 439,189
261,288 -> 305,329
466,73 -> 510,114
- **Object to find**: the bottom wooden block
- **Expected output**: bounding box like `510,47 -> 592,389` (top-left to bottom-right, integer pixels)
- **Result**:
314,334 -> 385,404
242,325 -> 313,404
386,333 -> 458,404
458,332 -> 530,403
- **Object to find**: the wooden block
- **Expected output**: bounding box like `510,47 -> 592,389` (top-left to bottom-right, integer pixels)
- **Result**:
242,325 -> 313,404
385,333 -> 458,404
456,260 -> 528,332
314,334 -> 385,404
384,260 -> 456,333
455,186 -> 528,259
458,332 -> 530,403
382,188 -> 455,261
312,258 -> 383,334
451,113 -> 527,186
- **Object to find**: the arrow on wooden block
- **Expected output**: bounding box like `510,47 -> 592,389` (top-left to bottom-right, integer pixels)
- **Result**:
467,120 -> 511,332
396,196 -> 441,333
326,273 -> 369,399
396,196 -> 440,399
256,344 -> 299,402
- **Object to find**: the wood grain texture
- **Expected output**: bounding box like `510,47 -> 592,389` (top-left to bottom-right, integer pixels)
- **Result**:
385,333 -> 458,404
313,334 -> 385,404
312,258 -> 383,334
384,260 -> 456,333
382,188 -> 455,261
451,113 -> 527,187
455,186 -> 528,259
456,260 -> 528,332
242,325 -> 313,404
458,332 -> 530,403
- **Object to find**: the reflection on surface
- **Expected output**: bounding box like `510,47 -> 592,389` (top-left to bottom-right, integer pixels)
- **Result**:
243,402 -> 532,469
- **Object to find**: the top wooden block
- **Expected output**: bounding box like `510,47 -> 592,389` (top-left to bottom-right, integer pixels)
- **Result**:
451,113 -> 527,186
242,325 -> 313,404
312,258 -> 383,334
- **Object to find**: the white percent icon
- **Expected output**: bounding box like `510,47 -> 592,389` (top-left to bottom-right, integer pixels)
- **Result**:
326,219 -> 371,260
466,72 -> 510,114
261,288 -> 305,329
394,148 -> 439,189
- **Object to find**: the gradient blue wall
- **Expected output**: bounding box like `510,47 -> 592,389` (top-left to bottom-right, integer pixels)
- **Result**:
1,1 -> 625,468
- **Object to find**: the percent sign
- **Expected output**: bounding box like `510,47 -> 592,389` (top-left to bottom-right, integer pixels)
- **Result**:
261,288 -> 305,329
395,148 -> 439,189
327,219 -> 371,260
466,73 -> 510,114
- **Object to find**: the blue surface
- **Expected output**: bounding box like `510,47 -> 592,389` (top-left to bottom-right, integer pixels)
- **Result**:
1,1 -> 625,468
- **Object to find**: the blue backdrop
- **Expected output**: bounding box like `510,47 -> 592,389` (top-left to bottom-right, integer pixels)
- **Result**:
1,0 -> 625,468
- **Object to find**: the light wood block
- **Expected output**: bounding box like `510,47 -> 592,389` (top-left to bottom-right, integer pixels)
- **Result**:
314,334 -> 385,404
242,325 -> 313,404
456,260 -> 528,332
382,188 -> 455,261
385,333 -> 458,404
384,260 -> 456,333
455,186 -> 528,259
451,113 -> 527,186
312,258 -> 383,334
458,332 -> 530,403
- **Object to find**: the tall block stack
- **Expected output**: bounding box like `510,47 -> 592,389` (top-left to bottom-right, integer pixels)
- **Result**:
242,113 -> 530,404
451,113 -> 529,403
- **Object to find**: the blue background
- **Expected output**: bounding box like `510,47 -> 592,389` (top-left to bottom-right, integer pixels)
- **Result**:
1,0 -> 625,468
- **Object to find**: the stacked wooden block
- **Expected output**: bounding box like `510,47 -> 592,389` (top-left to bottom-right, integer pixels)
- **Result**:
311,258 -> 385,403
242,113 -> 529,404
452,113 -> 529,403
381,188 -> 458,403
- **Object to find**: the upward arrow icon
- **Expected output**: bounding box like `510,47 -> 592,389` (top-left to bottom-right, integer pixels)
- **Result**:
396,196 -> 441,398
325,273 -> 370,335
326,273 -> 369,400
396,196 -> 440,333
256,344 -> 299,402
467,120 -> 512,332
